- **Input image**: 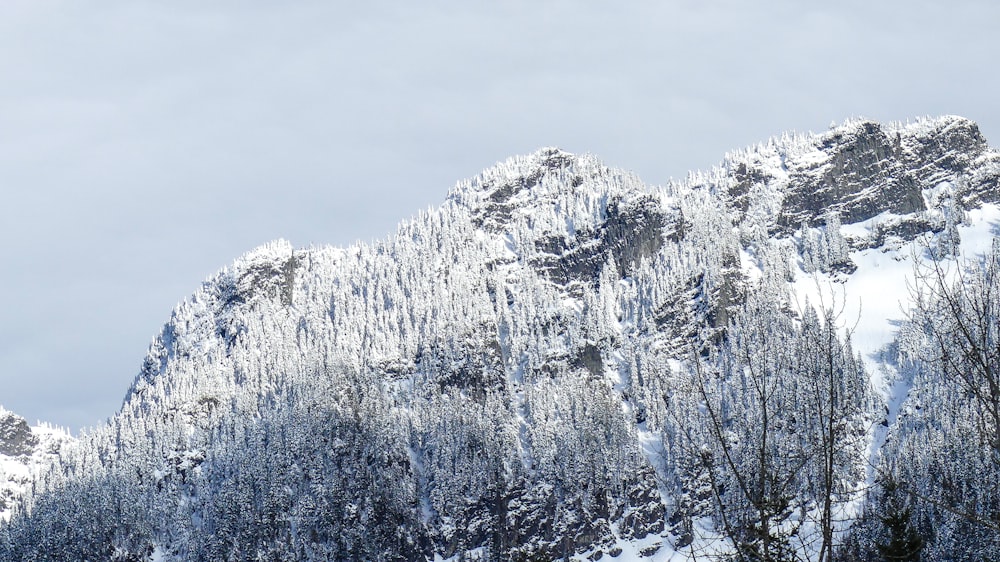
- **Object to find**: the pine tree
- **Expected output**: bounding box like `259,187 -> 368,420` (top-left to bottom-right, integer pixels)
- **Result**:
875,477 -> 924,562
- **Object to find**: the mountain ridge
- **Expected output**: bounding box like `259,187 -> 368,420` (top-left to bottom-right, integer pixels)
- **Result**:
4,115 -> 1000,560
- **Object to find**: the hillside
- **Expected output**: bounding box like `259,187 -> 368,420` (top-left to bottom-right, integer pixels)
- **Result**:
3,116 -> 1000,561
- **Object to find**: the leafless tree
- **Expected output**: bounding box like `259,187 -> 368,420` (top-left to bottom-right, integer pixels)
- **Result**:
910,240 -> 1000,453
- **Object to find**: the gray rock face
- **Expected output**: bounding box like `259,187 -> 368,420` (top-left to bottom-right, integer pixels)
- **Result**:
905,117 -> 988,187
720,116 -> 1000,250
472,147 -> 578,232
530,194 -> 669,285
0,411 -> 37,457
779,121 -> 925,228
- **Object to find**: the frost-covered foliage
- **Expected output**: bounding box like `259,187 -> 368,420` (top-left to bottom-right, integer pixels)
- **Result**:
667,284 -> 872,561
846,242 -> 1000,561
3,117 -> 1000,560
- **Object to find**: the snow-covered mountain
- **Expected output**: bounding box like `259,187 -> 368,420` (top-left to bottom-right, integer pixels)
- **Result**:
0,407 -> 72,523
3,115 -> 999,561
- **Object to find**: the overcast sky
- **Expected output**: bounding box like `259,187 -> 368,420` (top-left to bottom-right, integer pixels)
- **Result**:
2,0 -> 999,431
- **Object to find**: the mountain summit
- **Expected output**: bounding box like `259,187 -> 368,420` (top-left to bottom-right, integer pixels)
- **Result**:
3,116 -> 1000,561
